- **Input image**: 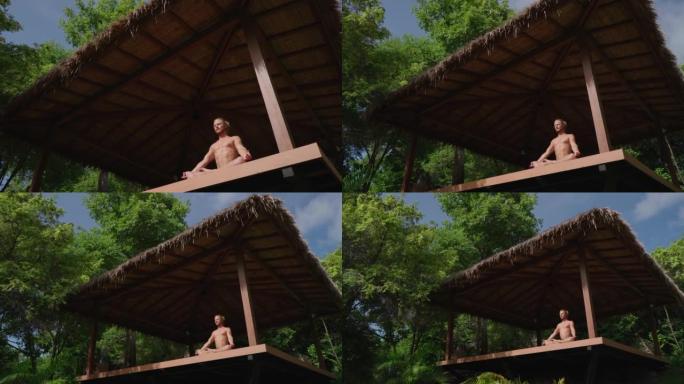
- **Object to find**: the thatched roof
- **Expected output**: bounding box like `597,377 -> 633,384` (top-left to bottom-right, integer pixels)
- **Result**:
370,0 -> 684,166
64,195 -> 341,344
431,208 -> 684,330
1,0 -> 341,187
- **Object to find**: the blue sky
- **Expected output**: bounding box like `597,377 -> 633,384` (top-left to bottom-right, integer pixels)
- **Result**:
47,193 -> 342,258
393,193 -> 684,253
382,0 -> 684,64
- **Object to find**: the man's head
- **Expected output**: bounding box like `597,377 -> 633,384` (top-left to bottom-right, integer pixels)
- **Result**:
559,309 -> 569,320
213,117 -> 230,135
554,118 -> 567,133
214,314 -> 226,326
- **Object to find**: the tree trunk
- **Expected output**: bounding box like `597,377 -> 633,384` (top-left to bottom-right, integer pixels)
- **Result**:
98,170 -> 109,192
124,329 -> 136,367
476,317 -> 488,354
452,146 -> 465,184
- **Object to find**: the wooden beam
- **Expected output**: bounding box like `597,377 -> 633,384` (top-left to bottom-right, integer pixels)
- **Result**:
86,318 -> 97,375
242,15 -> 295,153
244,247 -> 307,310
445,309 -> 454,360
310,316 -> 328,371
236,252 -> 258,346
422,29 -> 580,115
29,145 -> 50,192
648,306 -> 661,356
246,19 -> 334,153
578,249 -> 598,338
197,26 -> 239,101
580,40 -> 611,153
56,10 -> 243,126
656,126 -> 683,186
401,134 -> 418,192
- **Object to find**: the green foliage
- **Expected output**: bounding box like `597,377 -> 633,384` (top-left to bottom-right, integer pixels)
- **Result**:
343,194 -> 458,382
343,0 -> 519,191
0,194 -> 99,376
414,0 -> 514,52
84,193 -> 188,255
60,0 -> 143,47
436,193 -> 539,259
461,372 -> 529,384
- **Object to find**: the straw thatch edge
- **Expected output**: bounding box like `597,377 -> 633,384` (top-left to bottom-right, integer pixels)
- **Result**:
71,194 -> 341,308
369,0 -> 684,122
439,207 -> 684,307
2,0 -> 342,117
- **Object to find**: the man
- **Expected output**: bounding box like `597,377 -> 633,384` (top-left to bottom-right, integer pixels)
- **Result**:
530,119 -> 581,168
196,314 -> 235,355
543,309 -> 576,345
182,117 -> 253,179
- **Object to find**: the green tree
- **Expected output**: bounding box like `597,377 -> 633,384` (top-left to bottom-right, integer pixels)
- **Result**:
60,0 -> 143,47
414,0 -> 514,52
0,194 -> 99,377
343,0 -> 446,191
343,194 -> 457,382
436,193 -> 539,354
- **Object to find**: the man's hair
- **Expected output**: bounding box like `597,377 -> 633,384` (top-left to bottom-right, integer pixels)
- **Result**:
215,314 -> 226,323
554,118 -> 568,127
214,117 -> 230,127
560,309 -> 569,316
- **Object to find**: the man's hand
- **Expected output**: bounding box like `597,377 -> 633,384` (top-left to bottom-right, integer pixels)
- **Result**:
242,152 -> 252,161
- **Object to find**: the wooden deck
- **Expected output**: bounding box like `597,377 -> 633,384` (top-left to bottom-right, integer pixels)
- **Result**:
77,344 -> 334,383
434,149 -> 680,192
146,143 -> 341,192
439,337 -> 667,383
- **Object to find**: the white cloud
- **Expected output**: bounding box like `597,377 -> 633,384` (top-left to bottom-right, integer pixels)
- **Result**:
634,193 -> 684,221
293,194 -> 342,247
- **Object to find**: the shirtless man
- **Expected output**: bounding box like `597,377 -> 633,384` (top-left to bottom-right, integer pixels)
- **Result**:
182,117 -> 253,179
543,309 -> 576,345
196,314 -> 235,355
530,119 -> 581,168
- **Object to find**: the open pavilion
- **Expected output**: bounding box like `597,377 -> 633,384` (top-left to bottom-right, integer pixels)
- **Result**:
1,0 -> 341,192
63,195 -> 341,383
430,208 -> 684,383
370,0 -> 684,192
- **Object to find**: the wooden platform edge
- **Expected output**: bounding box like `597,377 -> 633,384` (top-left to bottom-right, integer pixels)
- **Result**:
145,143 -> 337,192
436,337 -> 666,366
76,343 -> 335,381
433,149 -> 680,192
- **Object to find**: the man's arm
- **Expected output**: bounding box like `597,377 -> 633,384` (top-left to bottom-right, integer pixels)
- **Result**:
233,137 -> 252,161
546,325 -> 559,341
536,142 -> 554,162
191,146 -> 216,172
568,321 -> 576,340
568,134 -> 581,158
200,333 -> 215,351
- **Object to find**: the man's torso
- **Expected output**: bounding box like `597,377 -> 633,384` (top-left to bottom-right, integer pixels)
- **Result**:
212,137 -> 240,168
552,134 -> 573,159
213,327 -> 230,348
557,320 -> 572,339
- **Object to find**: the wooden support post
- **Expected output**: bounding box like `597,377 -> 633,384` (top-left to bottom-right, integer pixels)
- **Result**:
237,252 -> 258,346
98,170 -> 109,192
580,40 -> 611,153
29,146 -> 50,192
242,16 -> 295,153
656,126 -> 682,186
648,306 -> 662,356
445,310 -> 454,361
401,134 -> 418,192
578,249 -> 598,338
536,329 -> 543,347
86,319 -> 98,375
310,316 -> 328,371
